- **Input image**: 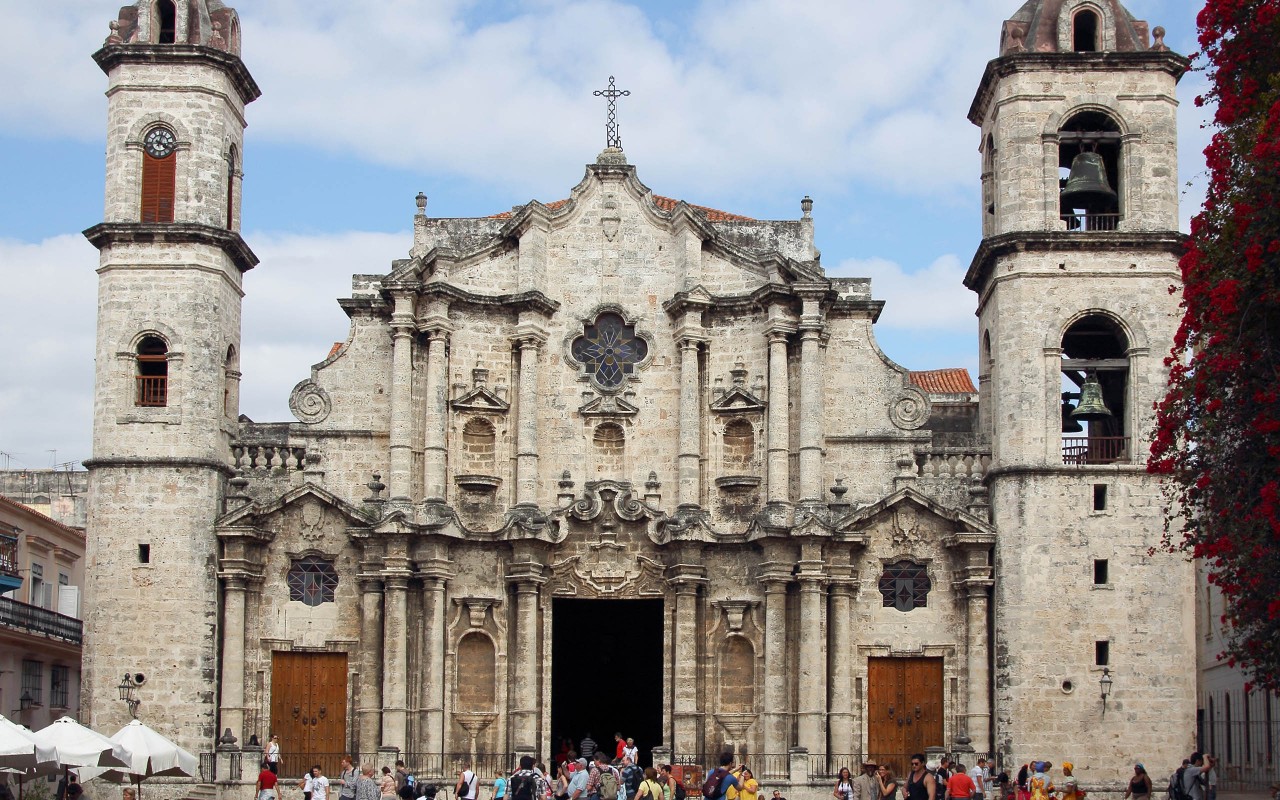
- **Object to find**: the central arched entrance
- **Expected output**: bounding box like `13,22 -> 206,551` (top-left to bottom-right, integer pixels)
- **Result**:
550,598 -> 664,765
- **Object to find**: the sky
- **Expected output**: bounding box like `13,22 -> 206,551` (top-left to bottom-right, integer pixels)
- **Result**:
0,0 -> 1210,471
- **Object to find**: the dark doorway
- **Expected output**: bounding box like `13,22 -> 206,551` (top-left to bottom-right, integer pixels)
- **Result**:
551,598 -> 664,766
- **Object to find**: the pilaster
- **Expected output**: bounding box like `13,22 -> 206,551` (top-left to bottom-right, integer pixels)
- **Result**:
764,319 -> 796,506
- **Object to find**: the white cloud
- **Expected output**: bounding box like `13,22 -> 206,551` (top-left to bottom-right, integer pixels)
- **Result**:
831,254 -> 976,332
0,235 -> 99,467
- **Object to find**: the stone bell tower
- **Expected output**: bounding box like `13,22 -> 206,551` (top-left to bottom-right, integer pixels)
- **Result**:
82,0 -> 259,754
966,0 -> 1195,772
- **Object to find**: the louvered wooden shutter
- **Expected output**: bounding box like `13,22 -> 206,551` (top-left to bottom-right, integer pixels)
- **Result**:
141,152 -> 176,223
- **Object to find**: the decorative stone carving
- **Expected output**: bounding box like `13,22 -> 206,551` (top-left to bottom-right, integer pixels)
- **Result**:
889,386 -> 931,430
289,380 -> 331,424
564,305 -> 654,395
601,195 -> 621,242
299,500 -> 326,543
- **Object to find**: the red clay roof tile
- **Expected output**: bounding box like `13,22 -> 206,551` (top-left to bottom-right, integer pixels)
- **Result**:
488,195 -> 751,222
909,368 -> 977,394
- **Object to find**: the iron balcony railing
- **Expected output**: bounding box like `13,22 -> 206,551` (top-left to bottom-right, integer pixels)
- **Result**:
0,596 -> 83,644
1062,436 -> 1131,465
1061,211 -> 1121,231
0,533 -> 18,579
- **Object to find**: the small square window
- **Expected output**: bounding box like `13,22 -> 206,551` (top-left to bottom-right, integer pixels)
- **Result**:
1093,484 -> 1108,511
1095,640 -> 1110,666
1093,559 -> 1109,585
138,543 -> 150,564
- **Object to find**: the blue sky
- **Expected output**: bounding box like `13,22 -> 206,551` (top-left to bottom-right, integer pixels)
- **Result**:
0,0 -> 1209,470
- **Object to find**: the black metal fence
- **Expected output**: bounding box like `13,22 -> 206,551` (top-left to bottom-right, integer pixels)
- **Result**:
0,596 -> 83,643
1199,719 -> 1280,790
669,754 -> 918,782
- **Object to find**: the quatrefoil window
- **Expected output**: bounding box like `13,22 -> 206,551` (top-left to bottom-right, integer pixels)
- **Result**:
571,312 -> 649,391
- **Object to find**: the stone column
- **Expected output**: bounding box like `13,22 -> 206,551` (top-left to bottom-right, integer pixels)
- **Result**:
514,335 -> 545,507
218,575 -> 248,741
420,573 -> 449,755
765,326 -> 793,505
677,336 -> 704,508
827,568 -> 856,758
381,573 -> 410,750
759,566 -> 792,758
965,577 -> 994,753
423,328 -> 451,502
796,558 -> 828,756
797,298 -> 824,505
358,575 -> 385,754
508,565 -> 545,749
669,565 -> 707,754
389,292 -> 416,500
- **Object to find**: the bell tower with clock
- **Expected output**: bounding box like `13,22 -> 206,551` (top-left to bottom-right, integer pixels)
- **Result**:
81,0 -> 260,754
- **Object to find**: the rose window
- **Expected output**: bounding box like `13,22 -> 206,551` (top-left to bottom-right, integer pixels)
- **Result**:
571,312 -> 648,390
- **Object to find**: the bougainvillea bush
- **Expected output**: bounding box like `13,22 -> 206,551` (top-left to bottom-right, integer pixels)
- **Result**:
1150,0 -> 1280,690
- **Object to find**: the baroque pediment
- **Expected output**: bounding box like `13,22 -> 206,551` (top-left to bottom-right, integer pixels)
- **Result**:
832,485 -> 994,536
578,393 -> 639,417
451,387 -> 509,413
710,387 -> 767,414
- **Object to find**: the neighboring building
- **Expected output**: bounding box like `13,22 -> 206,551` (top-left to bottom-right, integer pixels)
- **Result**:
79,0 -> 1196,794
0,493 -> 85,728
1196,563 -> 1280,789
0,469 -> 90,529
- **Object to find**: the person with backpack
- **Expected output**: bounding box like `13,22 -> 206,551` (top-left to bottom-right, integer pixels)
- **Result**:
587,752 -> 622,800
658,765 -> 684,800
701,754 -> 739,800
509,756 -> 542,800
1124,765 -> 1152,800
621,757 -> 644,800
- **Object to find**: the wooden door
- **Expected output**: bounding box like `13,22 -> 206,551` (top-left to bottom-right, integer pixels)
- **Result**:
270,651 -> 348,776
866,658 -> 944,773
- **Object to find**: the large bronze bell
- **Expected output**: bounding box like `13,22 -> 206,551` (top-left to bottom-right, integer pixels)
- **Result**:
1071,373 -> 1113,421
1061,394 -> 1084,433
1061,151 -> 1118,213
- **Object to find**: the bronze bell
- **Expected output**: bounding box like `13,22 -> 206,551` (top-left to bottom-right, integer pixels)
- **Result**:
1071,373 -> 1113,421
1061,151 -> 1118,213
1061,394 -> 1084,433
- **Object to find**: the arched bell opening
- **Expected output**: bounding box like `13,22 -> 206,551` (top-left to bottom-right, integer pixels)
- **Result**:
1072,9 -> 1100,52
1058,111 -> 1122,231
1060,315 -> 1129,464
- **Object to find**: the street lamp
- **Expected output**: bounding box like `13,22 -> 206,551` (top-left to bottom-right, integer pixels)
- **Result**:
117,672 -> 145,718
19,690 -> 35,711
1099,667 -> 1113,714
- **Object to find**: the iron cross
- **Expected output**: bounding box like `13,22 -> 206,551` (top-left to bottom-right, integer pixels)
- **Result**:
593,76 -> 630,149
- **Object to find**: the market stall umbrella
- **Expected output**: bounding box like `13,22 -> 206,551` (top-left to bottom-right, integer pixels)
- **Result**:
75,720 -> 198,799
29,717 -> 131,788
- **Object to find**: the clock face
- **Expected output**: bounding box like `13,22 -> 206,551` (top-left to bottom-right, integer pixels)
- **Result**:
144,128 -> 176,158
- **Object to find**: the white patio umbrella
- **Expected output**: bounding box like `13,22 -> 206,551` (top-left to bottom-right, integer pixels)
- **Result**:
0,716 -> 58,773
30,717 -> 132,798
2,717 -> 61,800
74,720 -> 198,799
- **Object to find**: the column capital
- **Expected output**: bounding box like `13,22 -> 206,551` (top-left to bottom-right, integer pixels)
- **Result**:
675,334 -> 706,350
756,562 -> 794,588
506,561 -> 548,587
357,575 -> 386,593
765,322 -> 797,342
382,573 -> 412,591
219,573 -> 254,592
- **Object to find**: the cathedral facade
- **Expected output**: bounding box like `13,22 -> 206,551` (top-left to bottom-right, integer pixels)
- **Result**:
81,0 -> 1197,791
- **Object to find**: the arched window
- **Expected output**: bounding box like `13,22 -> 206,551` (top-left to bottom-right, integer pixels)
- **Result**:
462,418 -> 497,473
1060,315 -> 1129,464
141,126 -> 177,223
722,419 -> 755,471
287,556 -> 338,607
1072,9 -> 1100,52
879,561 -> 932,612
226,144 -> 238,230
153,0 -> 176,44
223,344 -> 239,416
1059,110 -> 1122,230
593,423 -> 625,476
982,134 -> 997,225
136,336 -> 168,407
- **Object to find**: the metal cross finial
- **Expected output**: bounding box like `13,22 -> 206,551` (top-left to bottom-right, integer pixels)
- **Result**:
593,76 -> 630,149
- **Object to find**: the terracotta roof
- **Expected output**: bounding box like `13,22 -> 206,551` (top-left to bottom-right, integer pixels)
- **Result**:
327,342 -> 343,359
909,368 -> 977,394
487,195 -> 752,222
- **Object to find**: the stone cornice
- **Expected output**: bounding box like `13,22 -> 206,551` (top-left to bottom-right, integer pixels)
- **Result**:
92,44 -> 262,105
964,230 -> 1186,292
83,455 -> 235,477
83,222 -> 260,273
418,283 -> 560,316
968,51 -> 1190,124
